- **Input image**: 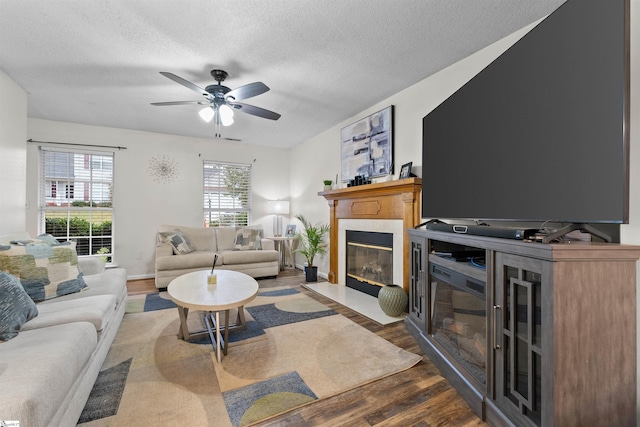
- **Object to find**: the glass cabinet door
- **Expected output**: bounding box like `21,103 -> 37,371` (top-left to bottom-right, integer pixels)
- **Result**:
409,236 -> 426,331
494,253 -> 543,426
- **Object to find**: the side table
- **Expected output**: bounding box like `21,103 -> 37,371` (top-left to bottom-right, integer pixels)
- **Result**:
267,236 -> 296,270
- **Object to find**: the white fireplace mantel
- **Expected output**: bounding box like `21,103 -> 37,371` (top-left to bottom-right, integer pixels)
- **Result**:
319,177 -> 422,293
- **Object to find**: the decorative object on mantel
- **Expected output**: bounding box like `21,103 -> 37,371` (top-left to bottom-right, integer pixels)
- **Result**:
147,154 -> 179,183
341,105 -> 393,181
323,180 -> 333,191
399,161 -> 413,179
378,284 -> 408,316
295,214 -> 330,282
347,174 -> 372,187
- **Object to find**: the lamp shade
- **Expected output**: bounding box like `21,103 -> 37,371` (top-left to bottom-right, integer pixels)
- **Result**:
219,104 -> 235,126
266,200 -> 290,215
198,106 -> 215,123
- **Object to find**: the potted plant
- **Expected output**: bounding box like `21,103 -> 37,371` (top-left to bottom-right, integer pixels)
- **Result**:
323,180 -> 332,191
295,214 -> 330,282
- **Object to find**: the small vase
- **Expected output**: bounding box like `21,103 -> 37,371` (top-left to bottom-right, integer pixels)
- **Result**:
378,284 -> 408,316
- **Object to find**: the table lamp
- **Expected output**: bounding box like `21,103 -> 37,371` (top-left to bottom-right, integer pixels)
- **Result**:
266,200 -> 289,236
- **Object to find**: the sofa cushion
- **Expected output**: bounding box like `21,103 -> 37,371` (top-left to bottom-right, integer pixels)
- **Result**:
0,271 -> 39,341
215,227 -> 238,251
0,322 -> 97,427
78,256 -> 106,276
219,249 -> 279,265
233,228 -> 263,251
0,241 -> 87,302
22,295 -> 116,333
159,229 -> 196,255
156,250 -> 217,270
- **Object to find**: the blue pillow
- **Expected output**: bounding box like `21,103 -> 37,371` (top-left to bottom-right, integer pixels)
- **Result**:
0,271 -> 38,341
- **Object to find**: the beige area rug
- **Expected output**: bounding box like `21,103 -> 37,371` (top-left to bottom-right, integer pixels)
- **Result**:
79,286 -> 422,427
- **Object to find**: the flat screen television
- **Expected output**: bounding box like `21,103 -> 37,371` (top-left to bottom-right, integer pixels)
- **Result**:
421,0 -> 629,229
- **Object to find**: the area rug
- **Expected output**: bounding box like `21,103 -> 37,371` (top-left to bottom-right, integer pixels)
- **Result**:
79,286 -> 422,427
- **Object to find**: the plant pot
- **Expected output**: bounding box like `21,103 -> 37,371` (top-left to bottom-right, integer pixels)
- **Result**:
378,284 -> 408,316
324,184 -> 332,191
305,265 -> 318,282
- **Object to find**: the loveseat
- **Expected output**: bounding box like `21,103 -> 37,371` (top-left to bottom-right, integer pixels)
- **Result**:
0,233 -> 127,427
155,224 -> 279,288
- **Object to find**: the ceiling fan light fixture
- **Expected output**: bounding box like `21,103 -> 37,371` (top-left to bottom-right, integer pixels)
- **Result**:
198,106 -> 214,123
219,104 -> 235,126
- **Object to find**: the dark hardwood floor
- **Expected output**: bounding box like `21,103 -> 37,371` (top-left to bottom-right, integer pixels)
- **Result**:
127,269 -> 487,427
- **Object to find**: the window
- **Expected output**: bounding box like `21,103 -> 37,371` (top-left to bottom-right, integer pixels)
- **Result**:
203,161 -> 252,227
40,147 -> 114,262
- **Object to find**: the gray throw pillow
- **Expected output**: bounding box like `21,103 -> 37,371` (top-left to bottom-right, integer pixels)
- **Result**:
0,271 -> 38,341
159,229 -> 196,255
233,228 -> 263,251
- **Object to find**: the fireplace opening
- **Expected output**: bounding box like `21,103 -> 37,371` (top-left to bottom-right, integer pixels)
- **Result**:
346,230 -> 393,297
430,263 -> 487,385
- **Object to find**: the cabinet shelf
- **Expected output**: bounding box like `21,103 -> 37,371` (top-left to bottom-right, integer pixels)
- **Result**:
428,253 -> 486,283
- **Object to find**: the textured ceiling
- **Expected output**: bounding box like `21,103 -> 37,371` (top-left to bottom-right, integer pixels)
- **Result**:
0,0 -> 565,148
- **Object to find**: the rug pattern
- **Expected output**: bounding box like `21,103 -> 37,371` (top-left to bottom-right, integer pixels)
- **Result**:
223,371 -> 317,426
78,357 -> 132,423
81,286 -> 422,426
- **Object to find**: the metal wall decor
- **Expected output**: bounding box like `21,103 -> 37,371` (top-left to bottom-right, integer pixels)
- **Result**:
147,154 -> 179,183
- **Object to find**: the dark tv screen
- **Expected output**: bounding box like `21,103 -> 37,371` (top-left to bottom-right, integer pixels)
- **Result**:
422,0 -> 629,224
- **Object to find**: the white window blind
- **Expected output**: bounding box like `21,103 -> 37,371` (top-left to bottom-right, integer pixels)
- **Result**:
203,161 -> 252,227
40,147 -> 114,262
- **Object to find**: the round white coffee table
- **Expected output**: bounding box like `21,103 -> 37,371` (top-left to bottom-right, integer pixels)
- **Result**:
167,269 -> 259,362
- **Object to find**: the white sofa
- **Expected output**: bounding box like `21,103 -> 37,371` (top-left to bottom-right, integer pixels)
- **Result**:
0,236 -> 127,427
155,224 -> 279,288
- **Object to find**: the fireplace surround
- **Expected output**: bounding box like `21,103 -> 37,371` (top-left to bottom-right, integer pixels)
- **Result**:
320,177 -> 422,293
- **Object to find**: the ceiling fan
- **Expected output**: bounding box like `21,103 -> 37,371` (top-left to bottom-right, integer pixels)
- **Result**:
151,69 -> 281,133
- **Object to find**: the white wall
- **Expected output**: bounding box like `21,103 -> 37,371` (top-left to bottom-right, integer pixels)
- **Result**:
25,119 -> 290,279
289,21 -> 540,276
0,69 -> 27,234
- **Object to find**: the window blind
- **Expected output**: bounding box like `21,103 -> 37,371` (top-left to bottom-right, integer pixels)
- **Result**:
203,161 -> 252,227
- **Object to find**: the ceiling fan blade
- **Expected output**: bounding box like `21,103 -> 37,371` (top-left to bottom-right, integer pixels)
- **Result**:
159,72 -> 211,98
231,102 -> 281,120
226,82 -> 269,101
151,100 -> 210,106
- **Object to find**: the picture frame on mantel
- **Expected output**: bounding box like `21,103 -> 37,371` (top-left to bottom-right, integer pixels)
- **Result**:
340,105 -> 393,181
399,161 -> 412,179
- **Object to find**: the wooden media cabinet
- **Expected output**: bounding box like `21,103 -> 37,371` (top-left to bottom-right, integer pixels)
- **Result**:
406,228 -> 640,426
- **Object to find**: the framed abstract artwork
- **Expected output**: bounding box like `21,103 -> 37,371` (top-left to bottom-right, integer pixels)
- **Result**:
340,105 -> 393,181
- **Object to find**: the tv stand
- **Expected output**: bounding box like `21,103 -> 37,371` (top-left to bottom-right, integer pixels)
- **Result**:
406,229 -> 640,426
541,222 -> 611,243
